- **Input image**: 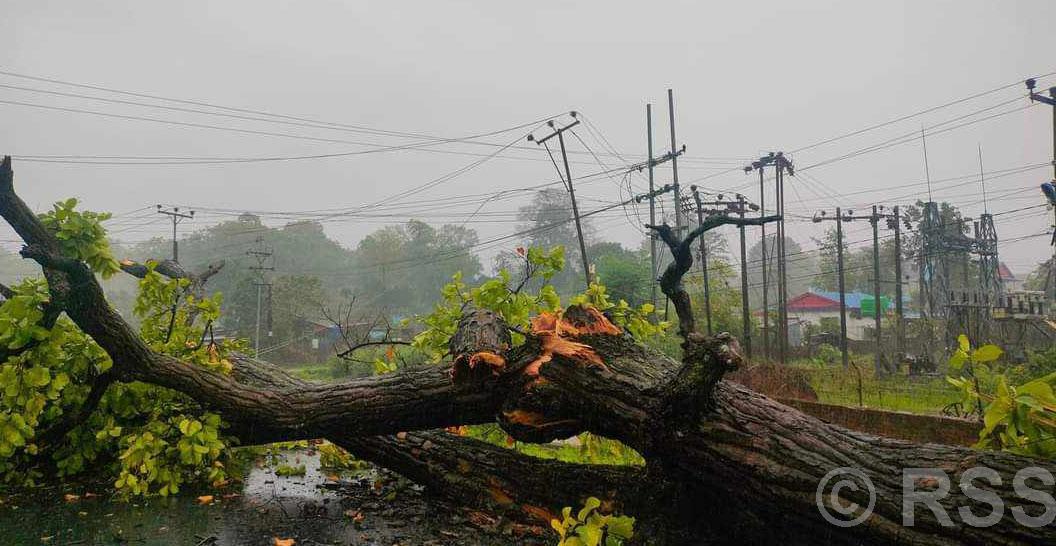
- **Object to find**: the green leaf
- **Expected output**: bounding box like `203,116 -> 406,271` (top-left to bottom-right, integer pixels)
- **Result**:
948,351 -> 967,371
606,516 -> 635,539
982,400 -> 1012,436
24,367 -> 50,387
958,334 -> 970,353
576,524 -> 602,546
1018,379 -> 1056,406
972,345 -> 1003,363
578,496 -> 602,522
4,426 -> 24,447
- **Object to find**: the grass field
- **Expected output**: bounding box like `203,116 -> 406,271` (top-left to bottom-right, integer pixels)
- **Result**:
791,355 -> 961,415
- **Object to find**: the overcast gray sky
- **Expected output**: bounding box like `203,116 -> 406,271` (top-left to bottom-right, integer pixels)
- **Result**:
2,0 -> 1055,277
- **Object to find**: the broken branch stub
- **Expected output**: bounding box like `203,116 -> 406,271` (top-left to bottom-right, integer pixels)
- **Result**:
449,307 -> 513,382
647,215 -> 779,338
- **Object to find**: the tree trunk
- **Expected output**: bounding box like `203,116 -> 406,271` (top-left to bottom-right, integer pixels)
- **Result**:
1,156 -> 1053,545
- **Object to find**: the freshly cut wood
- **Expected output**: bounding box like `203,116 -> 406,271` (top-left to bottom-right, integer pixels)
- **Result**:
1,156 -> 1053,545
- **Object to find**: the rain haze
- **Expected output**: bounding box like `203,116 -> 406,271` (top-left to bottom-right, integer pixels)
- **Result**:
1,0 -> 1054,274
7,3 -> 1056,545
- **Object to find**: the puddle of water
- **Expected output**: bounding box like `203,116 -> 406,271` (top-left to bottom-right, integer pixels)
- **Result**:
0,449 -> 541,545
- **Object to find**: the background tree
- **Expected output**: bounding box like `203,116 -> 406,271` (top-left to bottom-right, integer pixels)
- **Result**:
1024,257 -> 1053,302
746,234 -> 816,309
900,200 -> 975,299
351,219 -> 482,314
123,215 -> 355,318
811,227 -> 900,297
589,241 -> 651,308
512,188 -> 595,294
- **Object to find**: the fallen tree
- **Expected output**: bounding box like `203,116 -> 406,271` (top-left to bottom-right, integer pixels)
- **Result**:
1,156 -> 1054,545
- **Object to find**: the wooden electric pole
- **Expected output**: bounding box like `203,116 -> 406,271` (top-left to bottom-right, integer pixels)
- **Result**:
1027,79 -> 1056,313
247,236 -> 274,358
738,194 -> 755,359
871,205 -> 884,376
687,191 -> 760,339
667,89 -> 684,234
639,99 -> 684,317
529,112 -> 591,290
774,153 -> 794,364
893,205 -> 905,357
646,104 -> 658,313
744,153 -> 777,360
691,185 -> 712,334
814,208 -> 849,369
156,205 -> 194,262
822,205 -> 901,373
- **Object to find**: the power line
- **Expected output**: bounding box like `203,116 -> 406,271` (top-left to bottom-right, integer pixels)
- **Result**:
789,69 -> 1056,154
0,70 -> 747,164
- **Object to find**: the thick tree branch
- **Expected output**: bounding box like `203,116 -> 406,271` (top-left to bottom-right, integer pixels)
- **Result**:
0,157 -> 531,441
3,157 -> 1055,544
36,371 -> 115,455
647,215 -> 779,337
120,257 -> 225,290
120,257 -> 225,328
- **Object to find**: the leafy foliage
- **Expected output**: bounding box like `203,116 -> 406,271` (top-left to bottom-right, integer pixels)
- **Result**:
463,424 -> 643,467
38,198 -> 120,278
113,413 -> 227,496
133,264 -> 241,373
569,283 -> 667,340
947,335 -> 1056,458
0,277 -> 111,486
0,201 -> 247,496
551,496 -> 635,546
274,463 -> 307,477
318,441 -> 369,472
413,246 -> 666,361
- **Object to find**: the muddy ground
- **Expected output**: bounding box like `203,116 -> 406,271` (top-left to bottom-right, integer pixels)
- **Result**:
0,449 -> 550,546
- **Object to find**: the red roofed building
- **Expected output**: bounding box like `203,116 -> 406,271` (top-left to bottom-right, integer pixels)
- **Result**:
787,292 -> 841,313
784,290 -> 877,342
998,262 -> 1022,291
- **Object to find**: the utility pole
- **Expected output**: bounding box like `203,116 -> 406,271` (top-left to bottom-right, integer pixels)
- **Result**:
686,191 -> 760,339
738,194 -> 754,359
690,186 -> 712,334
646,104 -> 658,313
814,208 -> 849,369
871,205 -> 883,376
156,205 -> 194,262
530,112 -> 591,289
1027,79 -> 1056,312
744,153 -> 776,360
774,153 -> 794,363
892,206 -> 905,357
247,236 -> 274,358
824,205 -> 901,372
667,89 -> 684,235
638,100 -> 684,316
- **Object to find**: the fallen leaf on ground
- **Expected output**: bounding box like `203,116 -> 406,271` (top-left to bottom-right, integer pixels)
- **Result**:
196,495 -> 214,505
272,538 -> 295,546
63,494 -> 79,503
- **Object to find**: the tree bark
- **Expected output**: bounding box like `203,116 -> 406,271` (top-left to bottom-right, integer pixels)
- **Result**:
1,156 -> 1054,545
